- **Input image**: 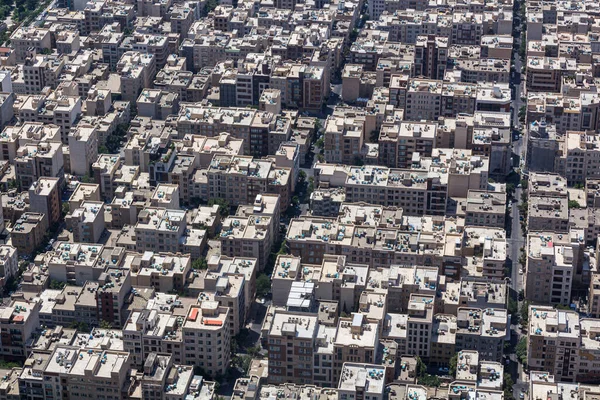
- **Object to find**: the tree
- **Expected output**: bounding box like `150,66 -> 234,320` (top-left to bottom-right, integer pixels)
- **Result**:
568,200 -> 581,209
506,183 -> 515,197
247,345 -> 261,358
315,138 -> 324,149
100,320 -> 112,329
504,373 -> 515,400
574,183 -> 584,189
69,321 -> 90,332
192,258 -> 208,270
516,337 -> 527,366
291,196 -> 300,206
49,280 -> 66,290
508,298 -> 519,324
256,273 -> 271,298
449,353 -> 458,377
416,356 -> 426,377
61,203 -> 70,217
298,170 -> 307,183
208,198 -> 230,217
418,374 -> 441,387
520,300 -> 530,324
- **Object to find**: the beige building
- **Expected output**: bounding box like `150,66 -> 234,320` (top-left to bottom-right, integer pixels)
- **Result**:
0,300 -> 41,359
29,177 -> 61,226
65,201 -> 105,243
68,125 -> 98,177
462,190 -> 506,228
134,208 -> 186,253
10,27 -> 52,62
527,195 -> 569,232
182,302 -> 230,377
10,212 -> 48,255
14,142 -> 64,190
323,115 -> 364,165
266,310 -> 318,384
525,233 -> 577,305
117,51 -> 157,102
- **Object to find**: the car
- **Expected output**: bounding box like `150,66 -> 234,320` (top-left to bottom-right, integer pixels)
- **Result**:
519,269 -> 524,275
517,183 -> 522,188
519,393 -> 525,399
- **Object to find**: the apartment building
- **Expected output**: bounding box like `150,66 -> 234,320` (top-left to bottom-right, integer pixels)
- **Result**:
128,252 -> 190,294
455,307 -> 508,362
28,177 -> 61,226
564,132 -> 600,184
527,57 -> 577,93
406,294 -> 435,358
333,313 -> 379,385
68,125 -> 98,177
0,245 -> 18,289
10,212 -> 48,255
0,299 -> 41,359
134,208 -> 186,254
526,306 -> 600,382
123,309 -> 183,367
524,233 -> 577,305
219,214 -> 272,271
206,155 -> 291,212
267,311 -> 318,384
338,363 -> 386,400
18,93 -> 82,143
323,115 -> 365,165
92,154 -> 121,201
117,51 -> 157,102
527,196 -> 569,233
404,79 -> 442,121
182,302 -> 230,377
462,190 -> 506,228
10,27 -> 52,62
65,201 -> 105,243
378,121 -> 437,169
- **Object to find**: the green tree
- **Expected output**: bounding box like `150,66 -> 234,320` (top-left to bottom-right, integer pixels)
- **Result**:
516,337 -> 527,366
99,320 -> 112,329
449,353 -> 458,377
256,273 -> 271,298
418,374 -> 441,387
520,300 -> 530,325
506,183 -> 515,197
504,373 -> 515,400
69,321 -> 90,332
315,137 -> 324,149
49,280 -> 66,290
291,196 -> 300,206
192,258 -> 208,270
416,356 -> 426,377
208,198 -> 230,217
568,200 -> 581,209
247,345 -> 261,358
508,298 -> 519,325
61,202 -> 70,217
298,170 -> 307,183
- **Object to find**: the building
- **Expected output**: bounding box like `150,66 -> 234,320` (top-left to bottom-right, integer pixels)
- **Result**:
28,177 -> 61,226
182,302 -> 230,377
10,212 -> 48,255
68,125 -> 98,177
65,201 -> 105,243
